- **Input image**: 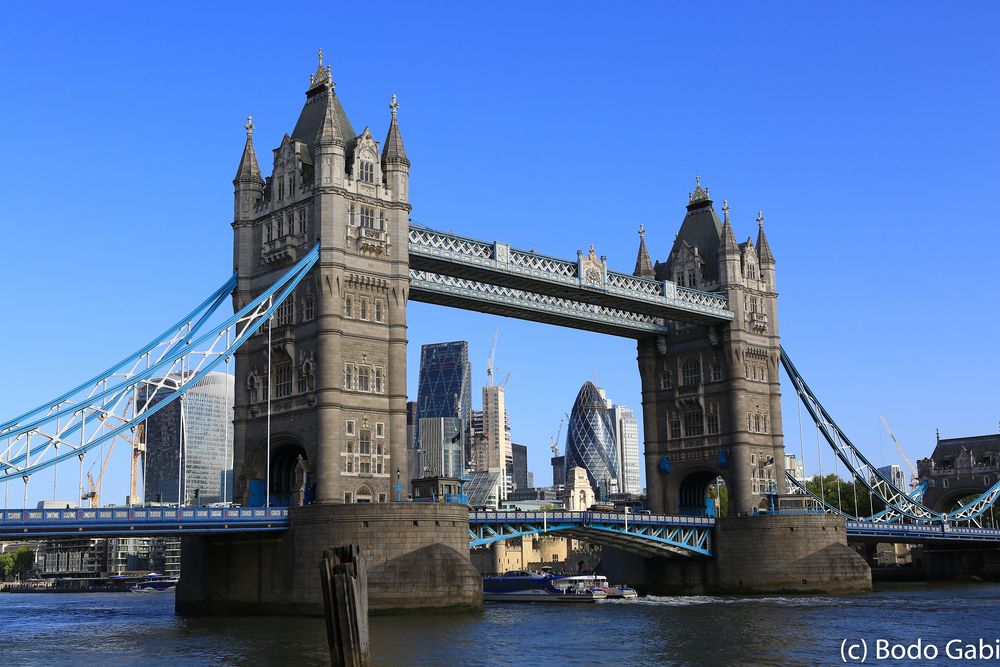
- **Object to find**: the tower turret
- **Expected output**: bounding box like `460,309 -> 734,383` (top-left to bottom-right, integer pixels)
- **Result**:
718,199 -> 741,287
381,94 -> 410,203
234,115 -> 263,220
314,77 -> 346,188
755,210 -> 775,275
633,224 -> 655,279
233,115 -> 263,279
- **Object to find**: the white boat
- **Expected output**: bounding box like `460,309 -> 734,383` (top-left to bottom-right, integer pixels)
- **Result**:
129,574 -> 179,592
553,575 -> 638,599
482,570 -> 607,602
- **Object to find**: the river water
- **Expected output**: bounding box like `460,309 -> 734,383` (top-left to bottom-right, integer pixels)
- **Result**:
1,583 -> 999,665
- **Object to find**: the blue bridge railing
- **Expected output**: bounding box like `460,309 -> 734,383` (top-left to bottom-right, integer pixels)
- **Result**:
0,506 -> 291,538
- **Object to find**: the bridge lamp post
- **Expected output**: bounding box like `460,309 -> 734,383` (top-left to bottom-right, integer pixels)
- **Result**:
624,505 -> 631,532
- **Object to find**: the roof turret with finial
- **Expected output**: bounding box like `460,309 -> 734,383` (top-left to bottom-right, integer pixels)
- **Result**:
381,93 -> 409,167
234,114 -> 263,185
687,174 -> 712,209
315,76 -> 344,147
720,199 -> 740,256
755,209 -> 775,265
633,224 -> 655,279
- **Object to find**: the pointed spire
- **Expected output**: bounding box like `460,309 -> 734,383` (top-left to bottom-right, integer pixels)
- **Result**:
234,115 -> 262,184
720,199 -> 739,255
315,78 -> 344,147
633,224 -> 655,279
381,93 -> 409,167
756,209 -> 775,264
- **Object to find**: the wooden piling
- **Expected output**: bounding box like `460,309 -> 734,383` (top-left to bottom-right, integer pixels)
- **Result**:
320,545 -> 370,667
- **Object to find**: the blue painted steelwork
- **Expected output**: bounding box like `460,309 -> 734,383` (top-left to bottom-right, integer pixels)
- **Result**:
0,275 -> 237,438
0,506 -> 290,538
0,246 -> 320,482
469,510 -> 714,556
781,347 -> 1000,526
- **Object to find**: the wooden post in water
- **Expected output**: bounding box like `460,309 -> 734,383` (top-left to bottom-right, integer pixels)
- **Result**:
320,545 -> 370,667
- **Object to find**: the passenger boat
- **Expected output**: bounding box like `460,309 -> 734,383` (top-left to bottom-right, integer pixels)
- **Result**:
482,570 -> 607,602
129,573 -> 179,592
552,575 -> 638,599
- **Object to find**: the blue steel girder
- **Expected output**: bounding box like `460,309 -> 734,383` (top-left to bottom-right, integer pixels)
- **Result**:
781,347 -> 1000,526
0,246 -> 320,482
469,511 -> 714,557
0,507 -> 290,539
408,225 -> 733,328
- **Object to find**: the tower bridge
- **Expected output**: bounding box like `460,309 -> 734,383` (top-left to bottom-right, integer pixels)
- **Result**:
3,54 -> 999,612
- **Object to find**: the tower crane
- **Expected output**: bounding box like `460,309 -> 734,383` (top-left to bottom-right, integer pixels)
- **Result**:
81,433 -> 121,507
550,417 -> 564,457
486,326 -> 499,387
879,413 -> 918,488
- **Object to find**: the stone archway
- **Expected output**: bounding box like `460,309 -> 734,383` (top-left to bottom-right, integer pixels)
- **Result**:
677,469 -> 727,517
269,442 -> 309,507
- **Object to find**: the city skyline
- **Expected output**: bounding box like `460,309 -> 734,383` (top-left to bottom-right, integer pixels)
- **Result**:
1,4 -> 998,508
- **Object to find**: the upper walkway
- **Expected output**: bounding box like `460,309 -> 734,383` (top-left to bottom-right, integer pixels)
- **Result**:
408,225 -> 733,337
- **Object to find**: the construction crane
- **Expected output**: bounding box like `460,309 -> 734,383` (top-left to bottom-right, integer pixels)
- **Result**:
81,434 -> 120,507
486,326 -> 499,387
879,413 -> 918,488
499,371 -> 512,390
550,417 -> 564,457
130,422 -> 146,505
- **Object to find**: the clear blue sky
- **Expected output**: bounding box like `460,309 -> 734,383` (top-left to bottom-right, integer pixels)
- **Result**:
1,2 -> 998,507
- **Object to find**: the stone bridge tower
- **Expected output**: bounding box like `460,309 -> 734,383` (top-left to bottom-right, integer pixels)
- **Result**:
230,53 -> 411,506
636,179 -> 785,515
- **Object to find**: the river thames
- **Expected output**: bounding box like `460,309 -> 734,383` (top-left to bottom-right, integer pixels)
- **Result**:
2,582 -> 999,665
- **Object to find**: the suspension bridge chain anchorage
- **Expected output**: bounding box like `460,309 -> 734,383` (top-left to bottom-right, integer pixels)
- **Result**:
0,245 -> 319,485
779,346 -> 1000,526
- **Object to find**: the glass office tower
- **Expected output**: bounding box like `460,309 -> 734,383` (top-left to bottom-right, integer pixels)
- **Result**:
139,371 -> 234,505
415,341 -> 472,464
564,381 -> 619,499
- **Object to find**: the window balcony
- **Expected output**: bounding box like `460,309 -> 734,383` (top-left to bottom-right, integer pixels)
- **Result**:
349,225 -> 390,255
749,311 -> 769,333
262,233 -> 305,265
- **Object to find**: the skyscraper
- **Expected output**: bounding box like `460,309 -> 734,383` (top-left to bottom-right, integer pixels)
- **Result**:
481,385 -> 513,494
140,372 -> 234,505
418,417 -> 463,478
610,405 -> 641,495
511,443 -> 528,490
415,342 -> 471,465
564,381 -> 619,499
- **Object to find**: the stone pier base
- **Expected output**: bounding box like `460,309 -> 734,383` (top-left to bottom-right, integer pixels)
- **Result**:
601,514 -> 871,595
176,503 -> 483,616
922,544 -> 1000,581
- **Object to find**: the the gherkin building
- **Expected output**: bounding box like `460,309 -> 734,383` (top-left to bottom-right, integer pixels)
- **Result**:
565,381 -> 618,498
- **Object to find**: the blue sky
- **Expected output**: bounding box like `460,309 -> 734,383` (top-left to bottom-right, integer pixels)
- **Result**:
1,2 -> 998,507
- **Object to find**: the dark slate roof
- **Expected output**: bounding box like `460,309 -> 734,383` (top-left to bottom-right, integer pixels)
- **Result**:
720,220 -> 739,256
633,232 -> 654,278
756,223 -> 775,264
381,112 -> 409,166
234,135 -> 262,183
660,199 -> 723,282
931,434 -> 1000,463
291,86 -> 356,150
